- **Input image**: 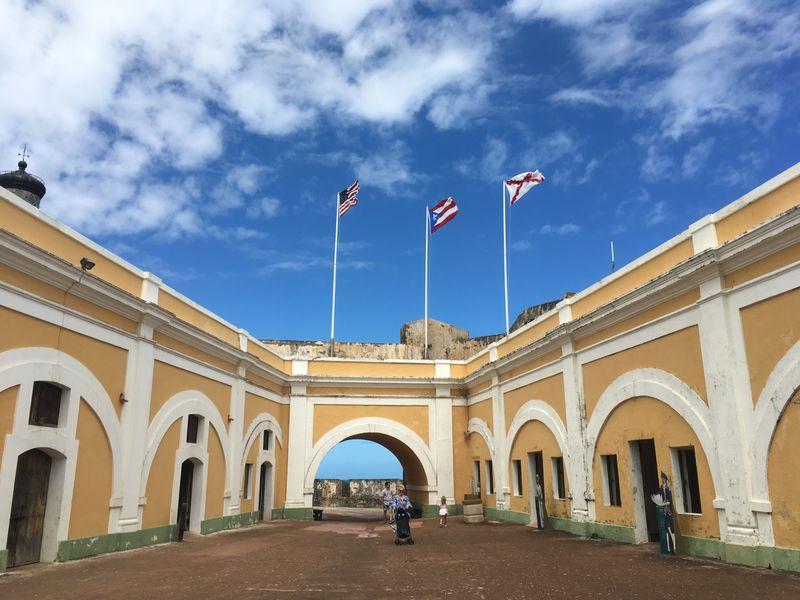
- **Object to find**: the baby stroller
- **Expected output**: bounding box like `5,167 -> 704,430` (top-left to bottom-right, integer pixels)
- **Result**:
393,507 -> 414,545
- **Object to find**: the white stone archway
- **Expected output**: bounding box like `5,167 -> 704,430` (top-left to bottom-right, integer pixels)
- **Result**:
0,347 -> 123,559
303,417 -> 438,507
240,412 -> 283,521
752,340 -> 800,502
140,390 -> 230,526
466,417 -> 495,459
585,368 -> 721,495
502,401 -> 568,468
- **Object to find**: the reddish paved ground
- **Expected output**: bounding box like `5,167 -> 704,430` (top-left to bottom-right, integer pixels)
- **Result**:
3,516 -> 799,599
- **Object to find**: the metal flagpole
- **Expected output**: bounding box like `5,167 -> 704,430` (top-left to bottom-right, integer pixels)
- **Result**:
502,182 -> 510,335
329,196 -> 340,356
610,240 -> 616,273
424,206 -> 430,360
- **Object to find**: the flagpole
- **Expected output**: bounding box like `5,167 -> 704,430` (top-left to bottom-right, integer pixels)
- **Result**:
329,196 -> 340,356
424,205 -> 430,360
502,182 -> 510,335
610,240 -> 616,273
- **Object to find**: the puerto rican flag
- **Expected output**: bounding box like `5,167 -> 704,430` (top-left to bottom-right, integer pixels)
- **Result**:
505,170 -> 544,205
429,197 -> 458,233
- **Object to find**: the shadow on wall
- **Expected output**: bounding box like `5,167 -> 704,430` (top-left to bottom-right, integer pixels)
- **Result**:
313,479 -> 403,508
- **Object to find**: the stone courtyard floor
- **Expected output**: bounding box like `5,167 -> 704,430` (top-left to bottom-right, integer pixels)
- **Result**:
3,517 -> 800,599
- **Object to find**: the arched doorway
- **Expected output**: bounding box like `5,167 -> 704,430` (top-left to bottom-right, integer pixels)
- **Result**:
257,461 -> 274,521
7,449 -> 56,567
304,418 -> 438,513
176,458 -> 202,537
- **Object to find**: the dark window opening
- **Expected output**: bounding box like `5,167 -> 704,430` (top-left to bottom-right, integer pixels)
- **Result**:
485,460 -> 495,495
602,454 -> 622,506
553,457 -> 566,499
29,381 -> 62,427
263,430 -> 272,451
186,414 -> 201,444
512,459 -> 523,496
678,447 -> 702,514
243,463 -> 253,500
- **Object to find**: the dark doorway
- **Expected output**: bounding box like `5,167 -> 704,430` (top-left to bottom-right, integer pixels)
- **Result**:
528,451 -> 547,529
7,449 -> 52,567
258,463 -> 268,520
177,459 -> 194,539
636,439 -> 660,542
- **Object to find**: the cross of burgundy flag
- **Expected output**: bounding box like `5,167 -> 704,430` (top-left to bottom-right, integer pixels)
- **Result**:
505,170 -> 544,205
429,197 -> 458,233
338,180 -> 359,217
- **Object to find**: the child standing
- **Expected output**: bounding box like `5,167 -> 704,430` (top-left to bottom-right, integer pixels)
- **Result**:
439,496 -> 448,527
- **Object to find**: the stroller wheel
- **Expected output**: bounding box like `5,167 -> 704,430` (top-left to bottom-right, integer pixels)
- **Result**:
395,539 -> 401,545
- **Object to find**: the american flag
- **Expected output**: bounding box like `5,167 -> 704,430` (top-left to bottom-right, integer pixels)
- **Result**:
430,197 -> 458,233
338,180 -> 359,217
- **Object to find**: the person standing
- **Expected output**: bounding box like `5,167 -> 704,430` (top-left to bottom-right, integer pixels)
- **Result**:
439,496 -> 448,527
378,481 -> 394,523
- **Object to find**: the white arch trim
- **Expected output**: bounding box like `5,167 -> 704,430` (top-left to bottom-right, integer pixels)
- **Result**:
140,390 -> 230,497
585,368 -> 721,495
304,417 -> 437,491
240,411 -> 283,475
502,400 -> 568,468
466,417 -> 495,460
752,340 -> 800,500
0,347 -> 123,497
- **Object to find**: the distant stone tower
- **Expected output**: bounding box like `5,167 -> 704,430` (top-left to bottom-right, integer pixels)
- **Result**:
0,154 -> 46,208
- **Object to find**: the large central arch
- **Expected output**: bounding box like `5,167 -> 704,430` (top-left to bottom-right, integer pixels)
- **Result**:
304,417 -> 437,506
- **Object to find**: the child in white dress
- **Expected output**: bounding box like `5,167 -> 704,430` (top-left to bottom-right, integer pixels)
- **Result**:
439,496 -> 448,527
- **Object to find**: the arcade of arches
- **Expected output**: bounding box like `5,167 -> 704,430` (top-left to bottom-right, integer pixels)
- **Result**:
2,162 -> 800,573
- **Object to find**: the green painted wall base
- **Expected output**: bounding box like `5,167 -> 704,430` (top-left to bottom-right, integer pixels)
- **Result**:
0,549 -> 7,573
56,524 -> 177,563
548,517 -> 637,544
272,507 -> 314,520
420,504 -> 463,518
484,507 -> 531,525
200,511 -> 260,535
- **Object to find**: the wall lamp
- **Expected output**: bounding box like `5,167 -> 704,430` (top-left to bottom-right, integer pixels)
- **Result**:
80,257 -> 96,271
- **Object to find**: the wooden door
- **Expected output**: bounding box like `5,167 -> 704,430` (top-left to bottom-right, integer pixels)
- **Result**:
258,463 -> 267,520
177,460 -> 194,534
7,449 -> 52,567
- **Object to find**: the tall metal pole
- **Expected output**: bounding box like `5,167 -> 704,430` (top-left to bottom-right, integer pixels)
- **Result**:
502,182 -> 510,335
329,197 -> 340,356
610,240 -> 616,273
424,206 -> 430,360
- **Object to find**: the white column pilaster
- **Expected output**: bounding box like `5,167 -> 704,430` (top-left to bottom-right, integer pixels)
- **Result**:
490,371 -> 509,510
697,274 -> 760,545
117,318 -> 156,532
226,359 -> 247,515
561,339 -> 591,522
432,387 -> 455,505
284,384 -> 310,511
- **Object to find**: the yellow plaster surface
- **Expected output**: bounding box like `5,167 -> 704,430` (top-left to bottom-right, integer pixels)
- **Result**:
503,373 -> 566,430
142,420 -> 180,529
499,349 -> 562,383
592,396 -> 719,539
574,289 -> 699,351
507,419 -> 570,519
768,389 -> 800,548
205,426 -> 226,519
497,314 -> 559,358
154,331 -> 237,374
571,239 -> 694,319
158,290 -> 239,347
306,360 -> 435,379
311,404 -> 429,446
467,398 -> 493,431
69,399 -> 113,539
0,386 -> 18,468
582,326 -> 708,419
740,288 -> 800,405
716,176 -> 800,244
724,242 -> 800,289
150,360 -> 231,422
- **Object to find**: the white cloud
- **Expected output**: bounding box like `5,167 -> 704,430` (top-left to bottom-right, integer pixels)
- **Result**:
350,141 -> 418,195
546,0 -> 800,138
645,200 -> 667,227
508,0 -> 646,27
246,198 -> 282,220
539,223 -> 581,235
511,239 -> 531,251
682,140 -> 714,177
0,0 -> 496,237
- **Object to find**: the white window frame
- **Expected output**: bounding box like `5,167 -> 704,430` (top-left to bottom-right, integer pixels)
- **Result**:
551,456 -> 566,499
601,454 -> 621,507
670,447 -> 702,515
512,459 -> 523,496
243,463 -> 253,500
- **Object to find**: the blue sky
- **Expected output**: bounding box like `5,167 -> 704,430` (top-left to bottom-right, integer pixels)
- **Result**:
2,0 -> 798,344
317,440 -> 402,479
2,0 -> 798,476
